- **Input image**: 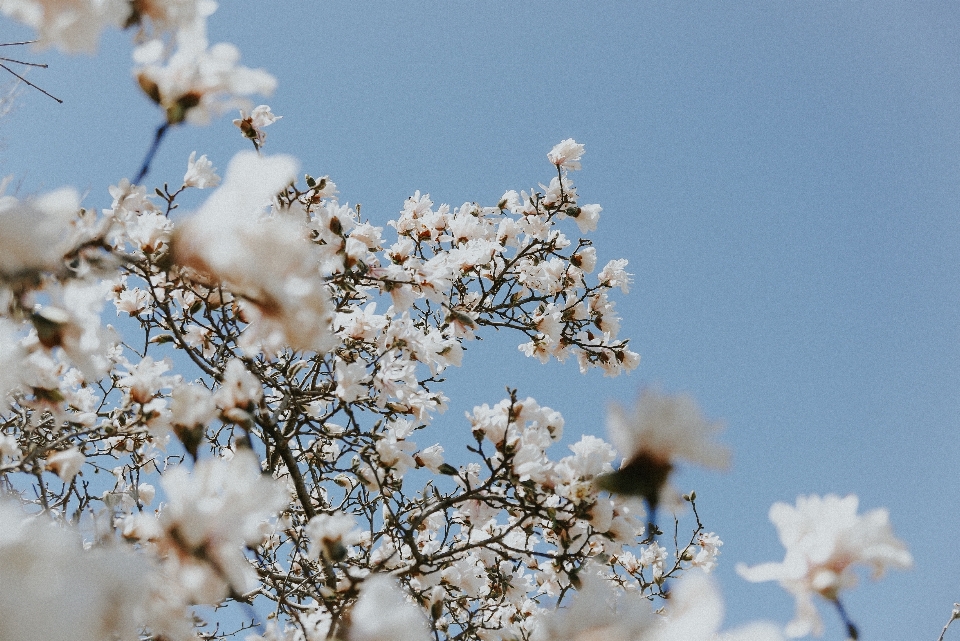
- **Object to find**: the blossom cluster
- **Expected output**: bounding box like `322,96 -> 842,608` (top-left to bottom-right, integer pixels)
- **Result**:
0,3 -> 918,641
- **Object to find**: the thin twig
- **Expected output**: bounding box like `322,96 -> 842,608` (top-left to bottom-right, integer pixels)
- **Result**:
0,62 -> 62,103
937,603 -> 960,641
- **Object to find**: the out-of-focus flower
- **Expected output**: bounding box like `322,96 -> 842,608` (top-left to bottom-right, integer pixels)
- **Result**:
595,388 -> 729,513
0,500 -> 153,641
172,151 -> 336,354
125,0 -> 217,36
648,572 -> 784,641
0,319 -> 26,401
183,151 -> 220,188
533,568 -> 783,641
134,450 -> 287,604
233,104 -> 281,149
736,494 -> 912,638
532,566 -> 654,641
0,182 -> 79,281
547,138 -> 585,171
134,23 -> 276,125
305,511 -> 360,562
45,446 -> 85,482
30,280 -> 118,381
0,0 -> 130,53
349,575 -> 430,641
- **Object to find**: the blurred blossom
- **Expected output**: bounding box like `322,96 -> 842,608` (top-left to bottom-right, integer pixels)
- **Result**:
44,446 -> 85,483
126,0 -> 218,36
649,572 -> 783,641
349,575 -> 430,641
172,151 -> 336,353
0,182 -> 79,280
0,0 -> 129,53
0,500 -> 152,641
596,388 -> 729,512
305,511 -> 361,562
134,22 -> 276,125
533,567 -> 783,641
737,494 -> 913,638
133,450 -> 287,603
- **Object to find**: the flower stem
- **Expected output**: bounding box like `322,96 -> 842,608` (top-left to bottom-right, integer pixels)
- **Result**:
832,597 -> 859,640
134,121 -> 170,184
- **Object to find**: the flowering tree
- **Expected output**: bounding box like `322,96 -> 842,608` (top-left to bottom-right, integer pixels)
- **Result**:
0,3 -> 921,641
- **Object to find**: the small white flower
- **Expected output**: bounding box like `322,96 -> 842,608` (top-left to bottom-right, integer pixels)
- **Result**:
547,139 -> 586,171
183,151 -> 221,189
234,104 -> 281,149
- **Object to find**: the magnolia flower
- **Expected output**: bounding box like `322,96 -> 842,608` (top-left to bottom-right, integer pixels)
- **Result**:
0,183 -> 79,280
135,450 -> 288,603
125,0 -> 218,36
547,138 -> 585,171
135,23 -> 276,125
0,0 -> 129,53
533,568 -> 782,641
349,575 -> 430,641
737,494 -> 912,638
595,388 -> 729,514
45,446 -> 85,483
183,151 -> 221,188
0,501 -> 153,641
31,280 -> 118,381
306,512 -> 361,562
172,151 -> 336,353
529,570 -> 651,640
233,104 -> 281,149
0,319 -> 26,402
649,572 -> 784,641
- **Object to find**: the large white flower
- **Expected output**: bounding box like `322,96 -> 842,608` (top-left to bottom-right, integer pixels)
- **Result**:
0,0 -> 129,53
532,568 -> 782,641
0,501 -> 152,641
547,138 -> 585,171
0,183 -> 79,280
349,575 -> 430,641
135,22 -> 276,125
172,151 -> 336,354
736,494 -> 913,638
134,451 -> 288,604
596,388 -> 729,512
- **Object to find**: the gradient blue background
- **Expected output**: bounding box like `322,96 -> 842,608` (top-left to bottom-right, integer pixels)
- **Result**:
3,2 -> 958,638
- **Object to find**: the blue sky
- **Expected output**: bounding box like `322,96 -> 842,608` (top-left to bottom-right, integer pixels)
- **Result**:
3,1 -> 959,637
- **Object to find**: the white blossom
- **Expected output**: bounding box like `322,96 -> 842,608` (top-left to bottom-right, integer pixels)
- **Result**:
172,151 -> 336,353
349,575 -> 430,641
0,183 -> 79,280
183,151 -> 221,188
737,494 -> 912,638
0,0 -> 129,53
134,22 -> 276,125
547,139 -> 585,171
135,450 -> 288,603
0,501 -> 155,641
44,446 -> 85,482
234,104 -> 281,148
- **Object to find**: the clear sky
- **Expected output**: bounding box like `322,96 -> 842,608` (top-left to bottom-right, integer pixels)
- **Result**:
3,1 -> 959,638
